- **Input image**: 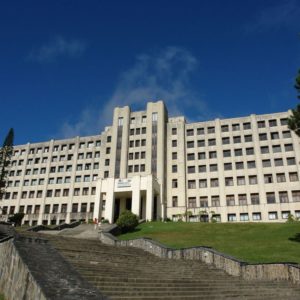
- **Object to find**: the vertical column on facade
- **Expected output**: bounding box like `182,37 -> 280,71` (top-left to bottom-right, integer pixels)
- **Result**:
132,190 -> 141,218
104,178 -> 115,223
146,176 -> 153,221
93,179 -> 102,221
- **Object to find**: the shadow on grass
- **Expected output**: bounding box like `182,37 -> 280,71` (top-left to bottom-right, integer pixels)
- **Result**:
289,233 -> 300,243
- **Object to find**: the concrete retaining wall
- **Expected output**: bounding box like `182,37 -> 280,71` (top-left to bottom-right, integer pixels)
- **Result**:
100,229 -> 300,285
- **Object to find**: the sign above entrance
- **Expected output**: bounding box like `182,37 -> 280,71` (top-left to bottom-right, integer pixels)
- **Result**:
117,179 -> 132,188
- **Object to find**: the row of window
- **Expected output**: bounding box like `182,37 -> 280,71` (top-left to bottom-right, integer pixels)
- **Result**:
180,118 -> 288,137
1,202 -> 95,215
13,140 -> 103,157
184,172 -> 299,189
128,152 -> 146,160
180,131 -> 292,149
177,157 -> 296,174
128,164 -> 146,173
175,191 -> 300,208
184,144 -> 294,162
129,127 -> 147,135
128,139 -> 147,147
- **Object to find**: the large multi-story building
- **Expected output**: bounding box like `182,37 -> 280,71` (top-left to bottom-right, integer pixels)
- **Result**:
1,101 -> 300,225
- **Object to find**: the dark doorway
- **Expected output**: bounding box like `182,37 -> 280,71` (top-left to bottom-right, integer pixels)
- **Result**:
153,196 -> 157,220
114,198 -> 120,222
126,198 -> 132,211
200,215 -> 209,222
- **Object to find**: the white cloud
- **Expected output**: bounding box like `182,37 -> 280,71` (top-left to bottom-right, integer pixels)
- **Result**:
28,36 -> 86,63
60,46 -> 213,138
244,0 -> 300,33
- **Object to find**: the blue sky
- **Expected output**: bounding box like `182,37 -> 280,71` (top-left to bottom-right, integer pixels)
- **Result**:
1,0 -> 300,145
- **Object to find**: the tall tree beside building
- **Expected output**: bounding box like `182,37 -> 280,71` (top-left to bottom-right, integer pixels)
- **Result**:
0,128 -> 14,200
288,70 -> 300,136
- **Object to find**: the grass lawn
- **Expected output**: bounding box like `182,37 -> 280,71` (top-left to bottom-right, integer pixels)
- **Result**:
119,222 -> 300,264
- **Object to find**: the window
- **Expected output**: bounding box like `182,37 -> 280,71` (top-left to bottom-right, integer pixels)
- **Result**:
56,177 -> 63,184
136,128 -> 140,135
210,164 -> 218,172
83,175 -> 90,182
209,151 -> 217,159
104,171 -> 109,178
188,197 -> 196,208
21,191 -> 27,199
91,188 -> 96,195
237,176 -> 245,186
128,166 -> 133,173
266,192 -> 276,204
134,165 -> 139,172
210,178 -> 219,187
251,193 -> 260,205
199,179 -> 207,188
187,141 -> 194,148
281,211 -> 290,220
73,188 -> 80,196
249,175 -> 257,185
186,129 -> 194,136
66,165 -> 72,172
207,127 -> 215,134
197,128 -> 204,135
172,165 -> 178,173
135,140 -> 140,147
287,157 -> 296,165
269,119 -> 277,127
172,140 -> 177,147
48,178 -> 55,184
172,196 -> 178,207
82,188 -> 89,196
289,172 -> 299,182
252,212 -> 261,220
272,145 -> 281,153
46,190 -> 53,198
142,127 -> 146,134
222,137 -> 230,145
106,147 -> 111,154
85,163 -> 91,170
221,125 -> 229,132
232,124 -> 240,131
228,214 -> 236,222
284,144 -> 293,151
211,196 -> 220,207
225,177 -> 234,186
244,135 -> 252,142
235,162 -> 244,170
130,129 -> 135,136
224,163 -> 232,170
152,113 -> 158,122
55,189 -> 61,197
29,191 -> 35,199
271,132 -> 279,140
239,194 -> 247,206
264,174 -> 273,184
280,118 -> 288,126
141,151 -> 146,159
107,136 -> 111,143
261,146 -> 269,154
246,148 -> 254,155
268,212 -> 278,220
187,166 -> 195,173
187,153 -> 194,161
240,213 -> 249,221
235,149 -> 243,156
262,159 -> 271,167
198,165 -> 206,173
188,180 -> 196,189
233,136 -> 241,143
198,152 -> 206,160
259,133 -> 268,141
283,131 -> 291,138
276,173 -> 286,183
172,179 -> 178,188
243,122 -> 251,130
279,192 -> 289,203
208,139 -> 216,146
105,159 -> 110,166
63,189 -> 69,197
200,197 -> 208,208
223,150 -> 231,157
292,191 -> 300,202
274,158 -> 283,167
172,128 -> 177,135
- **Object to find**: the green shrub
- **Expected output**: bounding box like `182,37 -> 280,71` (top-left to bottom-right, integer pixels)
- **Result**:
101,219 -> 109,224
116,210 -> 138,233
8,213 -> 25,226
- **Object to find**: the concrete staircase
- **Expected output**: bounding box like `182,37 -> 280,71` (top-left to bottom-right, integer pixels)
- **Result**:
35,234 -> 300,299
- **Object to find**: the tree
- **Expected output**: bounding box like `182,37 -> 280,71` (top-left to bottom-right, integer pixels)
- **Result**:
0,128 -> 14,201
288,70 -> 300,136
116,210 -> 139,233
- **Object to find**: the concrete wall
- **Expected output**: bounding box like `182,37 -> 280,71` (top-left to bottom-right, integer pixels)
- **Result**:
100,229 -> 300,285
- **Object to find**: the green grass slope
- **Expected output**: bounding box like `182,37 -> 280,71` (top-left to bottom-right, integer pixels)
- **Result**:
119,222 -> 300,264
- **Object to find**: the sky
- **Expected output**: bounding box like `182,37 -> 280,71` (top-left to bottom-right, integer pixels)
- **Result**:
0,0 -> 300,145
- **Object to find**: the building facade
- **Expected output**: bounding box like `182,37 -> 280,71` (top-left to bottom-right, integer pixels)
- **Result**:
1,101 -> 300,225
